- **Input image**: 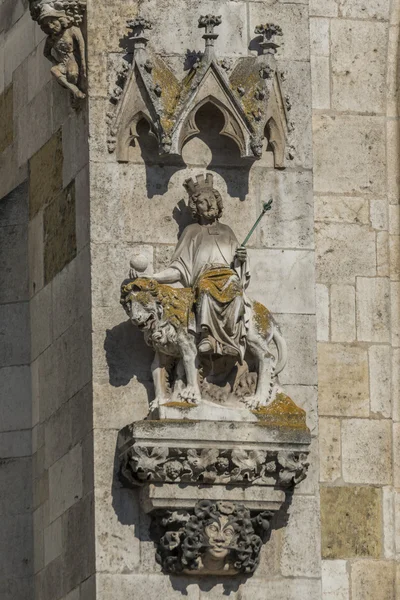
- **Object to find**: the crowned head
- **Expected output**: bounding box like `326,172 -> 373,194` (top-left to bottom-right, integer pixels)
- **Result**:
183,173 -> 223,223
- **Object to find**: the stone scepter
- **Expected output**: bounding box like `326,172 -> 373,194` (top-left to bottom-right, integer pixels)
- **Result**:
236,199 -> 273,282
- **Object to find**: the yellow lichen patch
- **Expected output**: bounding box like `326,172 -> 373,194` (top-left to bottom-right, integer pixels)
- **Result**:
152,55 -> 181,133
254,393 -> 308,430
229,59 -> 264,120
121,278 -> 194,329
196,267 -> 242,304
162,401 -> 197,409
253,301 -> 271,336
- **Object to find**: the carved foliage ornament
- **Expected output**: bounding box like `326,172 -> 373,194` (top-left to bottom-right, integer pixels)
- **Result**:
156,500 -> 273,575
108,16 -> 290,166
120,445 -> 310,488
29,0 -> 87,102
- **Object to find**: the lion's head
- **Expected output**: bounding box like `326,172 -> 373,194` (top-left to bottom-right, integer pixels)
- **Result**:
120,278 -> 162,331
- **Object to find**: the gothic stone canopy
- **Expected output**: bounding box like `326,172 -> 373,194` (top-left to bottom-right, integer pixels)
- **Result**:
108,16 -> 289,167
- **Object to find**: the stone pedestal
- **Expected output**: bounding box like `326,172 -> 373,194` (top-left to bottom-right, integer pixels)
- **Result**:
117,418 -> 310,575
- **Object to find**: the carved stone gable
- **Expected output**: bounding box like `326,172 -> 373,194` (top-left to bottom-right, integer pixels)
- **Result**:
108,16 -> 289,167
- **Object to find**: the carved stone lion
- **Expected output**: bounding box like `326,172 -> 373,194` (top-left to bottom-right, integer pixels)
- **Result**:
121,277 -> 287,411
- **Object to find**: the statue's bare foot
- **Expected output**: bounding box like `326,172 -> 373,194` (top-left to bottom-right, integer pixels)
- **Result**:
178,386 -> 201,404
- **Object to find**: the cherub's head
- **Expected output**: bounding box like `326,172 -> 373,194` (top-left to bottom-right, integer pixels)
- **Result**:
39,5 -> 72,34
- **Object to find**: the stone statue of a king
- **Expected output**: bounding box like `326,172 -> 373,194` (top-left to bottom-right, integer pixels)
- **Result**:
149,174 -> 250,361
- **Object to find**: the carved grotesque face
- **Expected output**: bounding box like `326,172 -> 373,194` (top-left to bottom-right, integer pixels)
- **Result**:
204,515 -> 237,560
194,191 -> 219,222
41,16 -> 63,35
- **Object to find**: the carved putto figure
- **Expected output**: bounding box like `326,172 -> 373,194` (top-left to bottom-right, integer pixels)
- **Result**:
156,500 -> 272,575
120,174 -> 289,415
29,1 -> 86,101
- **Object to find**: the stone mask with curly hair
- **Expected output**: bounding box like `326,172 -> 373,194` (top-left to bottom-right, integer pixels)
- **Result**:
156,500 -> 273,575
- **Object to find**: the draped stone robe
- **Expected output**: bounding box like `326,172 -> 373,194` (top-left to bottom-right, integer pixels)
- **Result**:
170,221 -> 250,360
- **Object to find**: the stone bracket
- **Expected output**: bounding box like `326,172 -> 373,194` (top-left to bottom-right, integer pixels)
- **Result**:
117,420 -> 311,576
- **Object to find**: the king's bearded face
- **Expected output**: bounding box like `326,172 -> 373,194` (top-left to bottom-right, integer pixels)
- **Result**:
194,191 -> 219,222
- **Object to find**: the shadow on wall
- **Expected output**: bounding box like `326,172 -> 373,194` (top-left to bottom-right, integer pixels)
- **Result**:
104,318 -> 154,399
131,103 -> 253,200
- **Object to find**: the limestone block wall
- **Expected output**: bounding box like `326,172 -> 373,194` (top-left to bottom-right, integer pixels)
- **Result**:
87,0 -> 320,598
0,3 -> 93,600
310,0 -> 400,597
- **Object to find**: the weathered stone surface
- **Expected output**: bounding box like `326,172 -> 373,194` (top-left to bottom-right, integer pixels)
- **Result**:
248,249 -> 315,314
39,314 -> 91,421
342,419 -> 392,485
310,18 -> 330,56
313,115 -> 386,195
318,343 -> 369,417
392,281 -> 400,347
44,182 -> 77,285
311,56 -> 330,109
390,235 -> 400,280
383,487 -> 396,559
29,129 -> 63,219
0,430 -> 31,458
285,384 -> 318,435
48,443 -> 83,522
331,20 -> 387,113
249,4 -> 310,62
280,496 -> 321,577
370,198 -> 389,230
351,560 -> 395,600
0,221 -> 29,303
276,60 -> 313,169
394,423 -> 400,489
0,84 -> 13,153
0,457 -> 32,517
92,243 -> 153,308
95,490 -> 140,575
30,283 -> 52,361
0,366 -> 31,432
321,559 -> 349,600
356,277 -> 391,342
257,170 -> 314,249
321,486 -> 382,558
310,0 -> 338,17
315,196 -> 369,225
28,212 -> 44,297
16,82 -> 52,167
369,345 -> 391,417
393,348 -> 400,421
316,223 -> 376,284
52,248 -> 90,340
44,517 -> 62,567
330,284 -> 356,342
276,314 -> 317,386
319,417 -> 341,482
0,302 -> 30,367
377,231 -> 390,276
63,493 -> 95,594
0,513 -> 33,579
90,163 -> 258,244
339,0 -> 390,20
316,283 -> 329,341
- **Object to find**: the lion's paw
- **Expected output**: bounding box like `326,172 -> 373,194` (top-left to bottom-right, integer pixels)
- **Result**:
178,386 -> 201,404
244,396 -> 264,410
